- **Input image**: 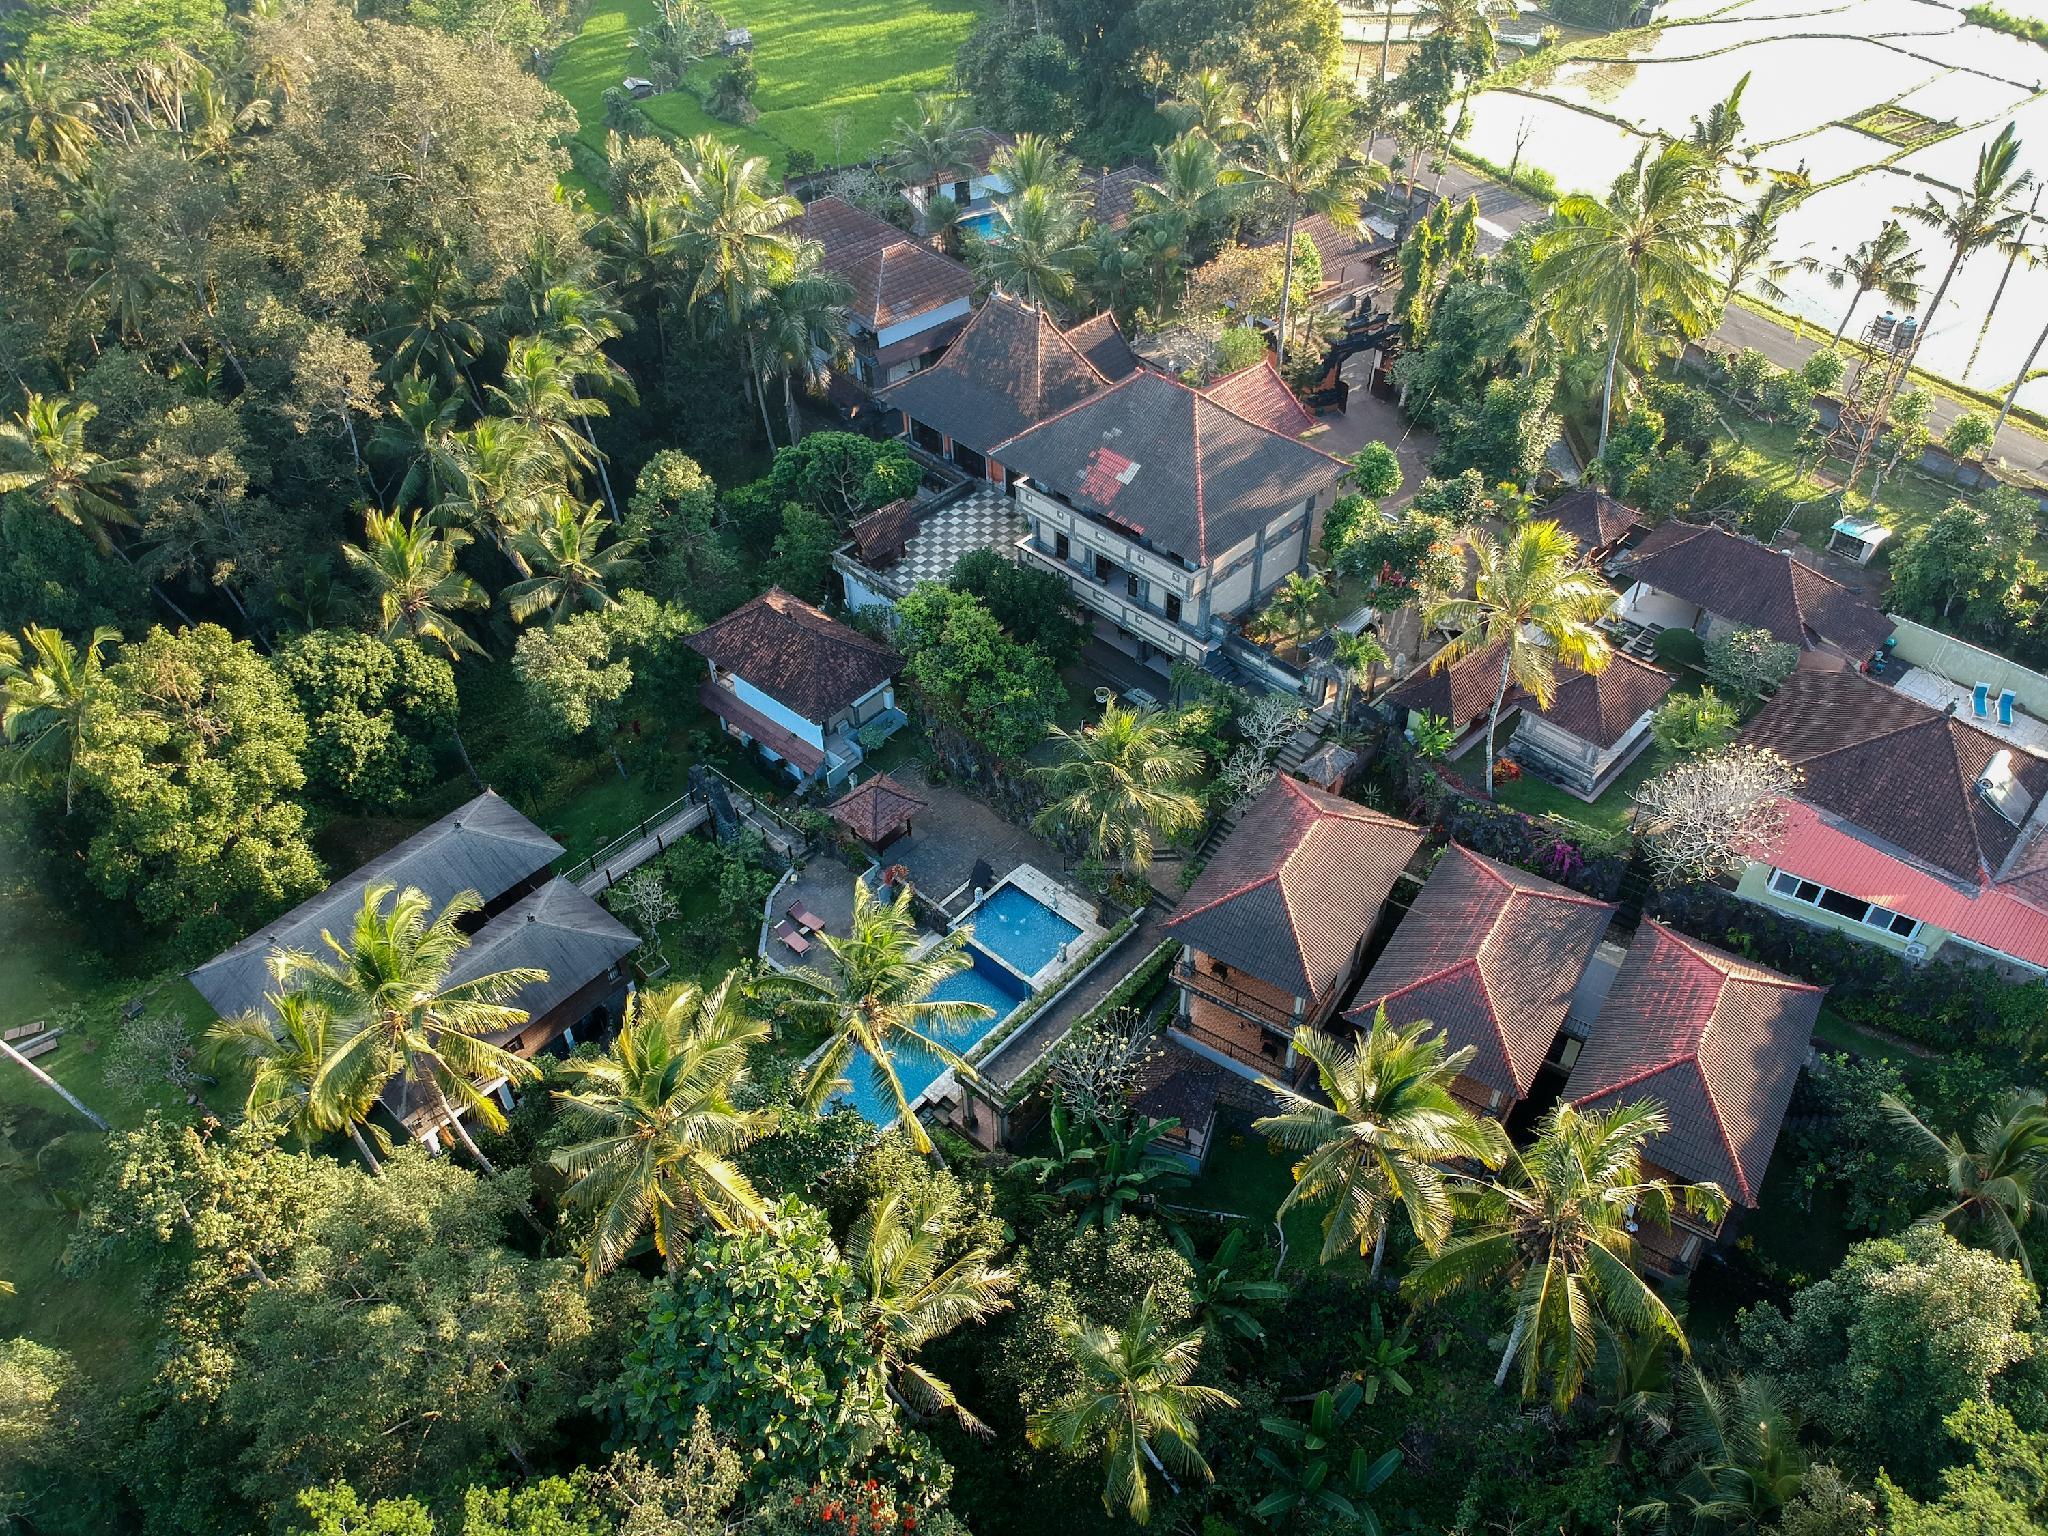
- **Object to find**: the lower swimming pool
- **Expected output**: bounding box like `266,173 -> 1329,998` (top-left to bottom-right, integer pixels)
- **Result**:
834,949 -> 1029,1125
965,883 -> 1082,979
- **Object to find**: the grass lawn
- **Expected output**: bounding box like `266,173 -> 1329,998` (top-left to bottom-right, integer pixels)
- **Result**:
550,0 -> 984,178
1449,732 -> 1678,842
1181,1115 -> 1371,1279
1718,411 -> 1967,561
1811,1004 -> 1939,1094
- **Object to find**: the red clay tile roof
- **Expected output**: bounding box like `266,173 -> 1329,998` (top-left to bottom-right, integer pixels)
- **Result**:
1203,359 -> 1315,438
687,588 -> 899,724
882,293 -> 1108,453
1063,311 -> 1144,380
1256,211 -> 1388,297
698,681 -> 827,774
826,773 -> 926,843
1534,653 -> 1673,750
849,497 -> 926,565
1167,775 -> 1425,1001
956,127 -> 1015,179
1083,165 -> 1148,230
1351,845 -> 1613,1100
1563,921 -> 1821,1205
1619,522 -> 1893,654
1742,667 -> 2048,884
1543,489 -> 1641,553
791,196 -> 972,331
994,369 -> 1346,565
1385,641 -> 1514,735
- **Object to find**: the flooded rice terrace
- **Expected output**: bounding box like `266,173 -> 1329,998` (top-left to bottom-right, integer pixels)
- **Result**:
1460,0 -> 2048,408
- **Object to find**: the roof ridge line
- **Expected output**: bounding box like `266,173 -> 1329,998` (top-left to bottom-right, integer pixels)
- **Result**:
1190,382 -> 1207,558
1656,922 -> 1822,993
988,366 -> 1137,453
1167,868 -> 1282,926
1177,371 -> 1350,468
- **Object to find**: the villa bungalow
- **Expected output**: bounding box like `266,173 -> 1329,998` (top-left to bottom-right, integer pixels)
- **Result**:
687,588 -> 904,791
1542,488 -> 1643,566
789,196 -> 974,392
1166,775 -> 1425,1075
1350,845 -> 1614,1118
187,791 -> 639,1151
1255,212 -> 1390,308
1562,921 -> 1822,1274
900,127 -> 1016,222
1611,521 -> 1893,661
1737,666 -> 2048,974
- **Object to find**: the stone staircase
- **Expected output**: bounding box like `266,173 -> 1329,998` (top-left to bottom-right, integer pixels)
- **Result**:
1187,718 -> 1332,867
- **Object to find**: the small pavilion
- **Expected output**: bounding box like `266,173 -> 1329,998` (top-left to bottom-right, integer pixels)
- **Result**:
826,773 -> 927,853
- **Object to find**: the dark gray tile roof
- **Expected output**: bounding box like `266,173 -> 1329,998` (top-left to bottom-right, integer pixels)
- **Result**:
1167,775 -> 1424,1000
882,294 -> 1107,454
189,791 -> 561,1022
1562,921 -> 1821,1205
1535,653 -> 1673,750
1543,489 -> 1641,552
1619,521 -> 1894,655
1743,666 -> 2048,884
1385,640 -> 1513,734
1351,845 -> 1614,1100
1063,311 -> 1144,380
994,370 -> 1346,565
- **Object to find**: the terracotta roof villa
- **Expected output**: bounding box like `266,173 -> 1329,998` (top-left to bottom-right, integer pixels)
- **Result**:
1563,921 -> 1822,1272
1734,666 -> 2048,972
1352,845 -> 1614,1116
790,196 -> 973,392
687,588 -> 904,790
1614,521 -> 1893,658
1167,775 -> 1424,1073
1543,488 -> 1643,562
189,792 -> 639,1150
1203,358 -> 1316,438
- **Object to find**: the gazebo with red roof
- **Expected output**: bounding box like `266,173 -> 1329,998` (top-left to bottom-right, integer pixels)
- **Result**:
825,773 -> 927,852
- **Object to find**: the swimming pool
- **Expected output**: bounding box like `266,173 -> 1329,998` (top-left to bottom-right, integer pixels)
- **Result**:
965,883 -> 1083,980
834,949 -> 1028,1125
959,208 -> 1007,240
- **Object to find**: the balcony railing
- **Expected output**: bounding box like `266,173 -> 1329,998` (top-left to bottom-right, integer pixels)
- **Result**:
1017,540 -> 1207,661
1173,960 -> 1300,1031
1174,1018 -> 1295,1078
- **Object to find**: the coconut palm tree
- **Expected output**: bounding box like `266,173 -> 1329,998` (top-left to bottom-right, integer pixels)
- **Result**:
1405,1101 -> 1726,1407
1227,89 -> 1386,366
1,61 -> 99,172
370,375 -> 467,511
0,623 -> 118,814
1415,0 -> 1516,122
1421,520 -> 1616,795
1163,69 -> 1248,144
441,417 -> 553,563
980,182 -> 1086,312
1034,703 -> 1202,875
757,255 -> 852,445
489,336 -> 609,484
1817,218 -> 1924,344
550,977 -> 777,1279
884,91 -> 975,204
597,196 -> 686,362
279,882 -> 546,1174
1256,570 -> 1329,653
1533,145 -> 1729,457
343,507 -> 488,658
1634,1369 -> 1808,1534
1897,122 -> 2033,376
1027,1289 -> 1239,1525
846,1182 -> 1015,1431
373,246 -> 488,397
0,392 -> 138,552
62,184 -> 170,346
991,132 -> 1083,209
784,881 -> 995,1155
502,497 -> 641,625
1256,1009 -> 1511,1275
205,989 -> 387,1172
1329,628 -> 1389,721
1884,1088 -> 2048,1278
1686,71 -> 1752,176
1723,179 -> 1804,306
1966,184 -> 2042,377
1136,131 -> 1237,245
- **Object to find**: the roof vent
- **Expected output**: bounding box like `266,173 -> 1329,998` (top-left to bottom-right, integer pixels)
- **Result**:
1979,749 -> 2035,826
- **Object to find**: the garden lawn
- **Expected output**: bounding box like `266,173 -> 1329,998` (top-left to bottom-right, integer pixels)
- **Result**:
1718,412 -> 1968,560
550,0 -> 985,178
1181,1116 -> 1371,1279
1451,735 -> 1678,841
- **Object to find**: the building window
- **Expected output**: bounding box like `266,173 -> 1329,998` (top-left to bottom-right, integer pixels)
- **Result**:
1768,868 -> 1922,939
1165,593 -> 1183,624
1095,553 -> 1114,583
1054,531 -> 1069,561
1126,572 -> 1141,600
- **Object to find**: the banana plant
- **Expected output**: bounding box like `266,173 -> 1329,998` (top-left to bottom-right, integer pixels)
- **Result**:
1185,1227 -> 1288,1345
1253,1381 -> 1403,1529
1347,1303 -> 1417,1405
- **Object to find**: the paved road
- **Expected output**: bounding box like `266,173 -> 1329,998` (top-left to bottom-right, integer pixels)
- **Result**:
1373,146 -> 2048,482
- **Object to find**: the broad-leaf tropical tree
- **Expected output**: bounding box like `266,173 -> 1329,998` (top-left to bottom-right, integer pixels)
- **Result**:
0,623 -> 118,813
278,882 -> 547,1173
1034,702 -> 1202,874
1027,1289 -> 1239,1526
1421,519 -> 1616,794
1405,1100 -> 1727,1408
786,880 -> 994,1154
550,975 -> 777,1278
1256,1009 -> 1511,1275
0,392 -> 138,552
344,506 -> 488,658
1884,1087 -> 2048,1279
1254,1381 -> 1402,1530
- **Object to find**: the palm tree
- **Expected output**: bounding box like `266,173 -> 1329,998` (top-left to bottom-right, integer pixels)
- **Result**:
990,132 -> 1082,208
1533,145 -> 1729,456
63,185 -> 170,346
343,507 -> 488,658
597,196 -> 685,362
507,282 -> 640,523
1595,1325 -> 1674,1463
1405,1101 -> 1727,1407
1686,71 -> 1752,176
1027,1289 -> 1239,1525
1163,69 -> 1248,144
373,246 -> 488,397
1884,1089 -> 2048,1278
2,62 -> 99,172
1329,628 -> 1389,721
0,392 -> 138,552
1818,218 -> 1924,344
502,497 -> 641,625
758,255 -> 852,445
0,623 -> 118,813
1723,179 -> 1804,306
846,1183 -> 1014,1431
980,183 -> 1086,312
1416,0 -> 1516,122
1421,520 -> 1616,795
1033,703 -> 1202,875
278,882 -> 547,1173
1635,1369 -> 1807,1534
1255,1010 -> 1511,1276
1227,89 -> 1386,366
205,989 -> 387,1173
1136,131 -> 1237,242
1256,570 -> 1329,652
1897,122 -> 2033,376
1966,184 -> 2042,376
489,336 -> 609,484
785,881 -> 995,1154
442,417 -> 552,563
885,91 -> 974,203
370,375 -> 467,511
550,977 -> 777,1279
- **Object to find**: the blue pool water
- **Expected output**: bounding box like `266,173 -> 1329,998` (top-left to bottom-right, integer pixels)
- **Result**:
965,884 -> 1082,979
835,949 -> 1028,1125
959,208 -> 1007,240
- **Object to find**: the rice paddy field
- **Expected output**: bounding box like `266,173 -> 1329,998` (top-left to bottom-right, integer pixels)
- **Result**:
550,0 -> 984,179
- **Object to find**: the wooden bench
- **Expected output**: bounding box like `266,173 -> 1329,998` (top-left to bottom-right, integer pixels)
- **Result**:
3,1022 -> 46,1042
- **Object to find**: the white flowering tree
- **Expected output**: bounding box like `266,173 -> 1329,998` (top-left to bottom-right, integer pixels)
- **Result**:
1632,746 -> 1802,884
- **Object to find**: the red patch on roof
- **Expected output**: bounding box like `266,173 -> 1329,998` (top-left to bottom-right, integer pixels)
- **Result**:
1080,446 -> 1139,505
